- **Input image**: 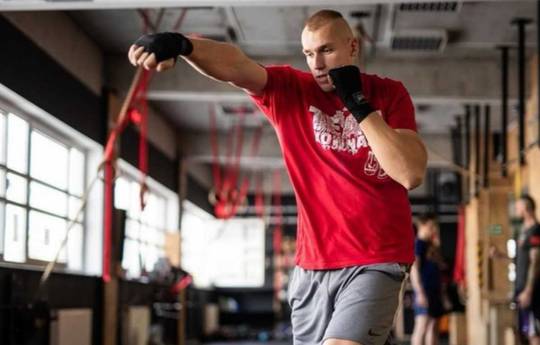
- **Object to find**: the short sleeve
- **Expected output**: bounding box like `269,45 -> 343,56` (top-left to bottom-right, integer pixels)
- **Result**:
249,65 -> 296,126
385,81 -> 417,132
529,225 -> 540,247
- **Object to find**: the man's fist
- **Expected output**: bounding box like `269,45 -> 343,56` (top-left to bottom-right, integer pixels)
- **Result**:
328,65 -> 375,123
128,32 -> 193,71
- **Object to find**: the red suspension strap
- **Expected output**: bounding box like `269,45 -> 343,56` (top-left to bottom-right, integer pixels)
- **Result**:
254,171 -> 265,218
209,108 -> 263,219
102,67 -> 145,282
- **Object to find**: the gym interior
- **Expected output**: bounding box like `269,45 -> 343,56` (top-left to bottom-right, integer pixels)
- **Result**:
0,1 -> 538,344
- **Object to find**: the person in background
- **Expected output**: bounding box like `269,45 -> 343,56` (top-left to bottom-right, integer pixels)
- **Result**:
410,213 -> 446,345
514,194 -> 540,345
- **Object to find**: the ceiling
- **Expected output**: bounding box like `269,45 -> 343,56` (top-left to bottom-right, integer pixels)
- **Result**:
66,1 -> 536,134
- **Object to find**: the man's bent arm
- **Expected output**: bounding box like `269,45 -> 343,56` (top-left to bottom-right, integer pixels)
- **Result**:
360,112 -> 427,190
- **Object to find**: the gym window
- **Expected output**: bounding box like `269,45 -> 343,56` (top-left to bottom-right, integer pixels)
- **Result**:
114,160 -> 179,279
181,200 -> 266,288
0,109 -> 86,270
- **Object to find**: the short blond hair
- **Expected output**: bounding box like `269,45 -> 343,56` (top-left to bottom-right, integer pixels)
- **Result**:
304,9 -> 344,31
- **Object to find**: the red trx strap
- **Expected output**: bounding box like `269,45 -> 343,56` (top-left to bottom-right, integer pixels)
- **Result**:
103,8 -> 189,282
103,68 -> 152,282
209,108 -> 263,219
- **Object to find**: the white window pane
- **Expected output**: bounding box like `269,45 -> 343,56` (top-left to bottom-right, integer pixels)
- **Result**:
69,148 -> 84,196
28,211 -> 67,262
68,196 -> 83,222
114,177 -> 130,211
125,219 -> 140,239
156,197 -> 166,229
142,194 -> 166,229
0,169 -> 5,197
4,204 -> 26,263
140,224 -> 155,244
7,113 -> 29,173
30,182 -> 68,217
155,230 -> 165,247
6,173 -> 27,204
141,193 -> 153,226
122,238 -> 141,278
30,131 -> 68,190
128,181 -> 142,218
0,113 -> 6,165
67,223 -> 83,271
145,245 -> 159,272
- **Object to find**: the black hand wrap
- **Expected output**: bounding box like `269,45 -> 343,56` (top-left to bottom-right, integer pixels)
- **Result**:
328,65 -> 375,123
134,32 -> 193,63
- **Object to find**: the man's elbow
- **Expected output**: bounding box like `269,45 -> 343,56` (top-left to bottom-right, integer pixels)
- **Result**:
402,167 -> 426,190
403,152 -> 428,190
402,175 -> 424,190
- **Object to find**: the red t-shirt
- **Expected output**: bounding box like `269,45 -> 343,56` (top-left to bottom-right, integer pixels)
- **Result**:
250,65 -> 416,269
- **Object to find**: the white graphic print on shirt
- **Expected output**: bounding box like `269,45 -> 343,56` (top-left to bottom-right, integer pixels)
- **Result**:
310,105 -> 388,179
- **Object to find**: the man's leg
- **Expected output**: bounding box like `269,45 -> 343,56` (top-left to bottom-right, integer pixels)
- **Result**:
288,267 -> 334,344
411,314 -> 428,345
425,317 -> 439,345
322,264 -> 406,345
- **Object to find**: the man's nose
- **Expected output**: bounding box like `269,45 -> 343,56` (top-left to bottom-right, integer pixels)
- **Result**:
314,53 -> 325,70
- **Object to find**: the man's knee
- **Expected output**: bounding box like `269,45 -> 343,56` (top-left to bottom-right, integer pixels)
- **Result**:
323,338 -> 363,345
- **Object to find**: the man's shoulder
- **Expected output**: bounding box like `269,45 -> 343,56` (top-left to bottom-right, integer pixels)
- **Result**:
362,72 -> 407,93
531,223 -> 540,234
265,64 -> 310,78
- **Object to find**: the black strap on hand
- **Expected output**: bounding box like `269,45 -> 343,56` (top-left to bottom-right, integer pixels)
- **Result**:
328,65 -> 375,123
134,32 -> 193,63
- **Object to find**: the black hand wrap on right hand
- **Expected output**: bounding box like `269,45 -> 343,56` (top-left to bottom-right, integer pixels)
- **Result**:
329,65 -> 375,124
134,32 -> 193,63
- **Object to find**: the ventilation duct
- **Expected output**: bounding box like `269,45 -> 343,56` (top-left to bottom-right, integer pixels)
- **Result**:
399,2 -> 462,12
391,30 -> 447,52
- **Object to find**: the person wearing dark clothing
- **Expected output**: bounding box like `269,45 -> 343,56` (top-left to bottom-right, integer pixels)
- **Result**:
411,214 -> 446,345
515,195 -> 540,344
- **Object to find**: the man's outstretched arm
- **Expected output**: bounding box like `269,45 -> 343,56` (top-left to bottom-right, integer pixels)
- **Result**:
128,33 -> 267,95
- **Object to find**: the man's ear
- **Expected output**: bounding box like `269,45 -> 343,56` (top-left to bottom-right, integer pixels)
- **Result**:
350,37 -> 359,58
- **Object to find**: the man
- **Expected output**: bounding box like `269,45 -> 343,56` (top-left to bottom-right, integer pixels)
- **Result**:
129,9 -> 427,345
515,194 -> 540,345
410,214 -> 446,345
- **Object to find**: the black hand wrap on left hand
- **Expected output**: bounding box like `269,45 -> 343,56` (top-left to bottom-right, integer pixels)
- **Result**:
134,32 -> 193,63
329,65 -> 375,123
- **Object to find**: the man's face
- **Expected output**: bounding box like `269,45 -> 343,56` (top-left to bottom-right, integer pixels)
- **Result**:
301,22 -> 357,92
418,220 -> 436,240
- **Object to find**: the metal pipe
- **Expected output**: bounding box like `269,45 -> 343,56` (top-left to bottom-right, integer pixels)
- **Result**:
499,46 -> 509,177
484,104 -> 491,188
465,105 -> 471,170
512,18 -> 532,165
465,105 -> 471,201
475,104 -> 481,196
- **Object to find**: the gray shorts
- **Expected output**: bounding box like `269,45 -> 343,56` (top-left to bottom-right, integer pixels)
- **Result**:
288,263 -> 407,345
